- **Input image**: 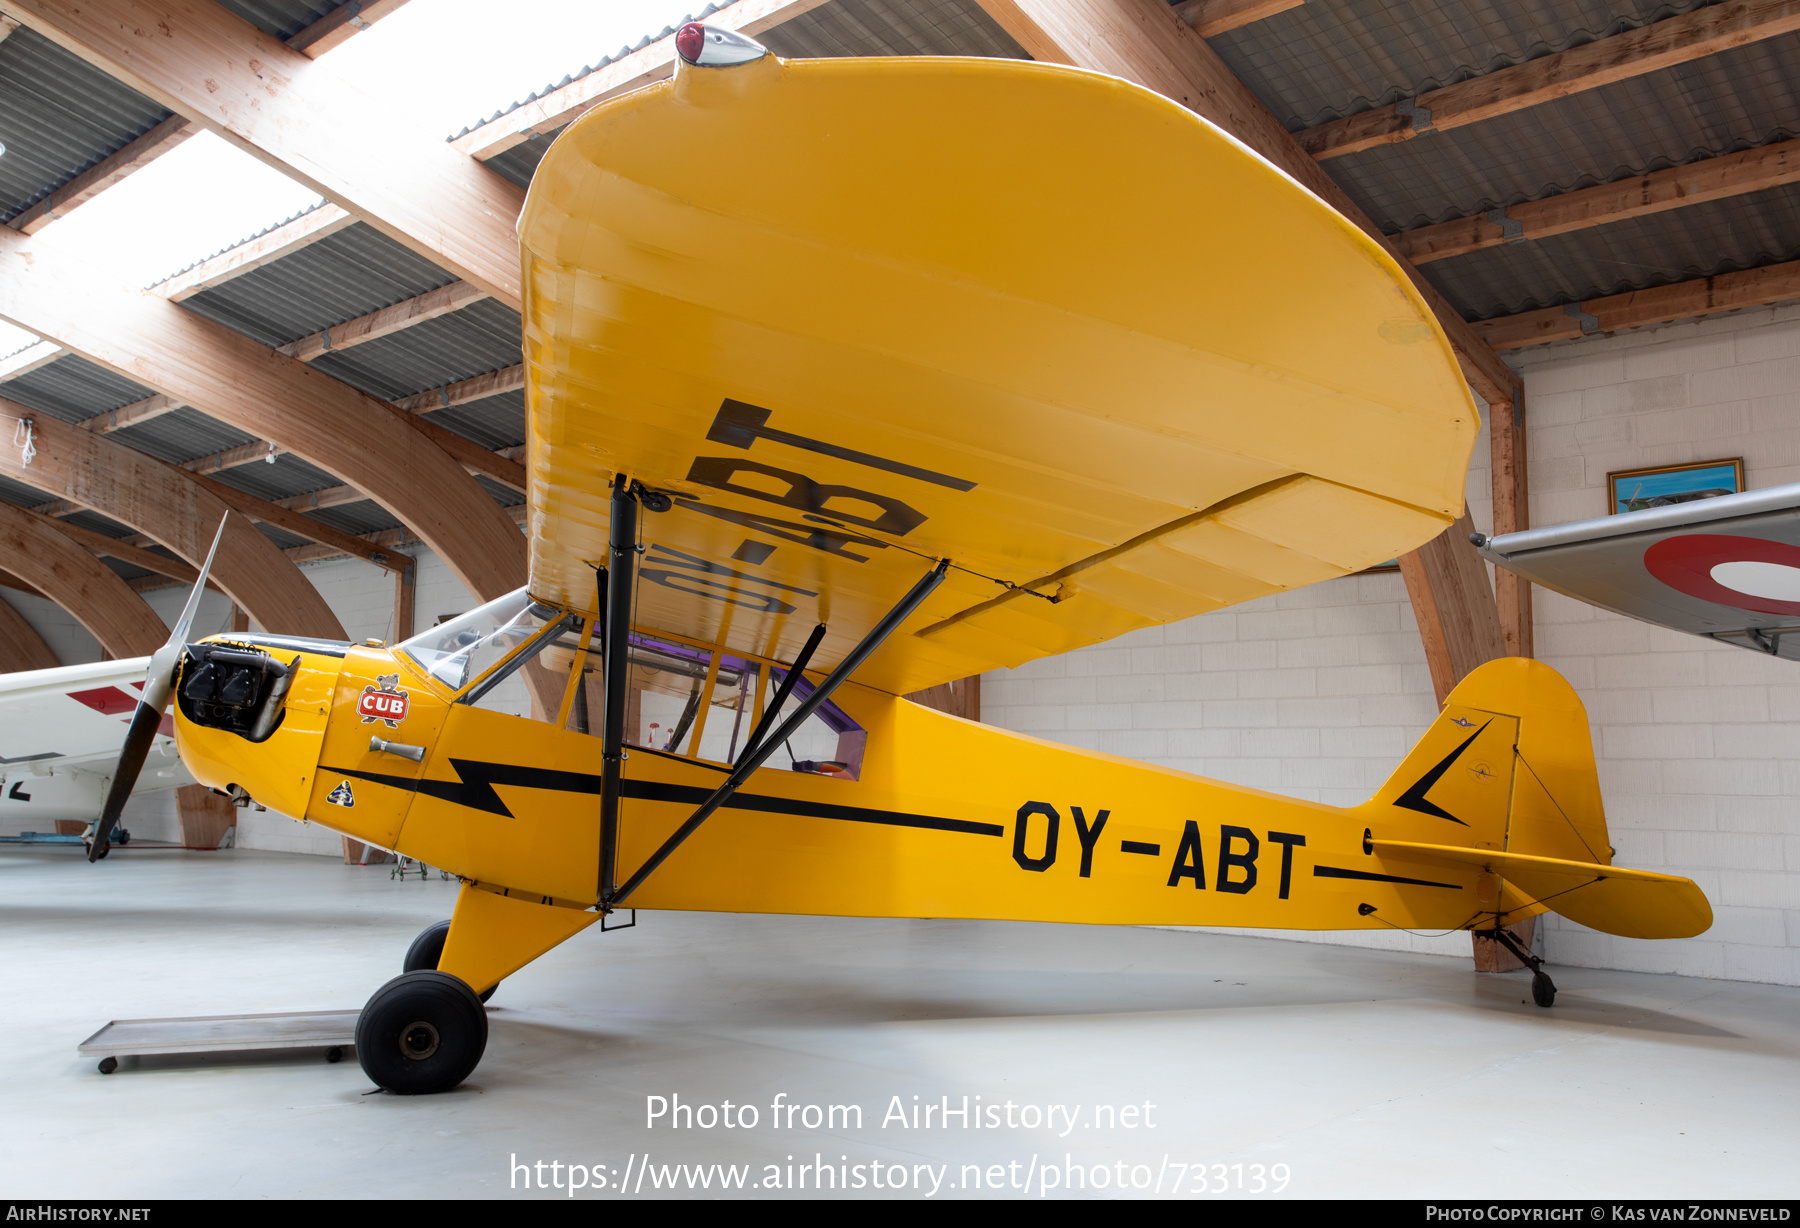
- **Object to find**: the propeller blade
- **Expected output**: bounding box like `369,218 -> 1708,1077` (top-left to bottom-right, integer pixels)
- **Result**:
87,516 -> 230,862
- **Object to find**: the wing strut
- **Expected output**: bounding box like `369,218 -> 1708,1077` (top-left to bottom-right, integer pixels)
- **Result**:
607,558 -> 948,908
597,475 -> 638,904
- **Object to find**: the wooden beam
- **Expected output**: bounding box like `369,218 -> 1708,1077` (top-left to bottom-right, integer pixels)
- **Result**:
285,0 -> 412,58
393,555 -> 415,642
0,498 -> 167,657
1398,510 -> 1508,706
0,592 -> 60,671
154,203 -> 354,302
0,403 -> 346,637
0,339 -> 66,380
1476,257 -> 1800,349
26,469 -> 392,568
450,0 -> 833,162
43,515 -> 199,583
905,675 -> 982,722
1488,387 -> 1532,658
0,569 -> 51,600
10,116 -> 195,235
973,0 -> 1520,405
277,280 -> 487,363
391,364 -> 524,414
1299,0 -> 1800,161
1172,0 -> 1305,38
1397,140 -> 1800,264
9,0 -> 529,309
187,472 -> 397,568
0,226 -> 526,602
174,783 -> 236,848
131,505 -> 526,588
182,440 -> 280,476
78,392 -> 181,435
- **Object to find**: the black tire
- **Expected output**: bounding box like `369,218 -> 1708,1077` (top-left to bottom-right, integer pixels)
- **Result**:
355,970 -> 488,1094
325,1046 -> 343,1064
403,919 -> 497,1003
1531,971 -> 1557,1008
97,1056 -> 117,1075
403,920 -> 451,974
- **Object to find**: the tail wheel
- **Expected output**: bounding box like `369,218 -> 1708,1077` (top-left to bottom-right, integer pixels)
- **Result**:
356,970 -> 488,1094
403,919 -> 497,1003
1531,971 -> 1557,1008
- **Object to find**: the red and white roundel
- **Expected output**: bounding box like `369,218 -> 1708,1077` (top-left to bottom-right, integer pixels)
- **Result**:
1643,534 -> 1800,617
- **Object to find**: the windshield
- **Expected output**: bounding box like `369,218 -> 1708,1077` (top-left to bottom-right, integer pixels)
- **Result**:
398,589 -> 561,693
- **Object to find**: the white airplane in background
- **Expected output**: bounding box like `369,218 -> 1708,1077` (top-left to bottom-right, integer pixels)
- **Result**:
0,655 -> 193,853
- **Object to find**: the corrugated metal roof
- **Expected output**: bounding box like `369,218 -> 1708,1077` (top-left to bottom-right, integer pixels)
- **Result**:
0,355 -> 156,424
305,498 -> 403,537
207,451 -> 342,501
1208,0 -> 1719,132
213,0 -> 344,41
1327,37 -> 1800,234
109,407 -> 256,467
449,3 -> 730,141
758,0 -> 1027,57
473,474 -> 526,507
1206,0 -> 1800,319
179,222 -> 458,348
0,27 -> 173,223
101,556 -> 154,582
255,520 -> 311,551
60,508 -> 141,539
0,471 -> 54,509
470,0 -> 1026,189
484,133 -> 557,191
1411,183 -> 1800,320
427,390 -> 526,452
307,298 -> 522,400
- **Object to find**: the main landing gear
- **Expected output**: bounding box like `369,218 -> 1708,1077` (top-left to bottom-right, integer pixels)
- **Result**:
1487,925 -> 1557,1008
355,921 -> 500,1094
355,971 -> 487,1095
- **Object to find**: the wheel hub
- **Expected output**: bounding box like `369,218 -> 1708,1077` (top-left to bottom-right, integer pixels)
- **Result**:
399,1021 -> 440,1061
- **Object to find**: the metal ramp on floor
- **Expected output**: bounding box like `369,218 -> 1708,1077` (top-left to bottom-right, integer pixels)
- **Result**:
79,1010 -> 359,1074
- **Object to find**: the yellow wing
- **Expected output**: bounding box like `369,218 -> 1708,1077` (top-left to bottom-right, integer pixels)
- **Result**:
519,52 -> 1478,695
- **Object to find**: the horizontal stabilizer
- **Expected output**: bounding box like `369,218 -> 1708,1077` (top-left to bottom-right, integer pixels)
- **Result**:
1372,839 -> 1712,940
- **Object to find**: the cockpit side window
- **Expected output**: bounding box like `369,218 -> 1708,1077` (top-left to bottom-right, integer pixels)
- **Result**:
558,630 -> 864,780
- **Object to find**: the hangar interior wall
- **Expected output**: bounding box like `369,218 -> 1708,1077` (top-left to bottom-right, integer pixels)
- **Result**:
983,302 -> 1800,988
3,304 -> 1797,983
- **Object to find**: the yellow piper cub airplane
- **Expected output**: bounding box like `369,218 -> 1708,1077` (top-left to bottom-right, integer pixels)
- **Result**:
89,26 -> 1710,1094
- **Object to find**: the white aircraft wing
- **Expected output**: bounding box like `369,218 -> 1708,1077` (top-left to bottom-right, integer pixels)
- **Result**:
1477,483 -> 1800,662
0,657 -> 191,829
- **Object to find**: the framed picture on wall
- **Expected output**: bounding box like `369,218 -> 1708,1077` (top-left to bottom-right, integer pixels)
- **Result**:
1606,458 -> 1744,515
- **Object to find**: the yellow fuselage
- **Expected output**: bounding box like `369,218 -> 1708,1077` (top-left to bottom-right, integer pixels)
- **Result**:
175,631 -> 1520,936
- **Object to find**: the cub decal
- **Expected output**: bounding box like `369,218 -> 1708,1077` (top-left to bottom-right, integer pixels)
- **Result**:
357,675 -> 409,728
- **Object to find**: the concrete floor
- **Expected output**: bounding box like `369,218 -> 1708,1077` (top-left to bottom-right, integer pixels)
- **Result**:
4,846 -> 1795,1200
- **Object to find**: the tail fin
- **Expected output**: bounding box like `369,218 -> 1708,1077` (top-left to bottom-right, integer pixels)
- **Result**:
1364,657 -> 1609,861
1359,659 -> 1711,939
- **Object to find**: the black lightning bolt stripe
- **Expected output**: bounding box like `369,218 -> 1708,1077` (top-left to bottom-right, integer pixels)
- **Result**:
321,760 -> 1003,837
1312,865 -> 1462,890
1392,721 -> 1491,826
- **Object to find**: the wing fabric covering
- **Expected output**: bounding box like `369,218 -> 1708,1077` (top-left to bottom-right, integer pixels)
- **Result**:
520,54 -> 1479,695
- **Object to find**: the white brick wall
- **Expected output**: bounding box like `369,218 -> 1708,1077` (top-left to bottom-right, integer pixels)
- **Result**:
986,303 -> 1800,986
